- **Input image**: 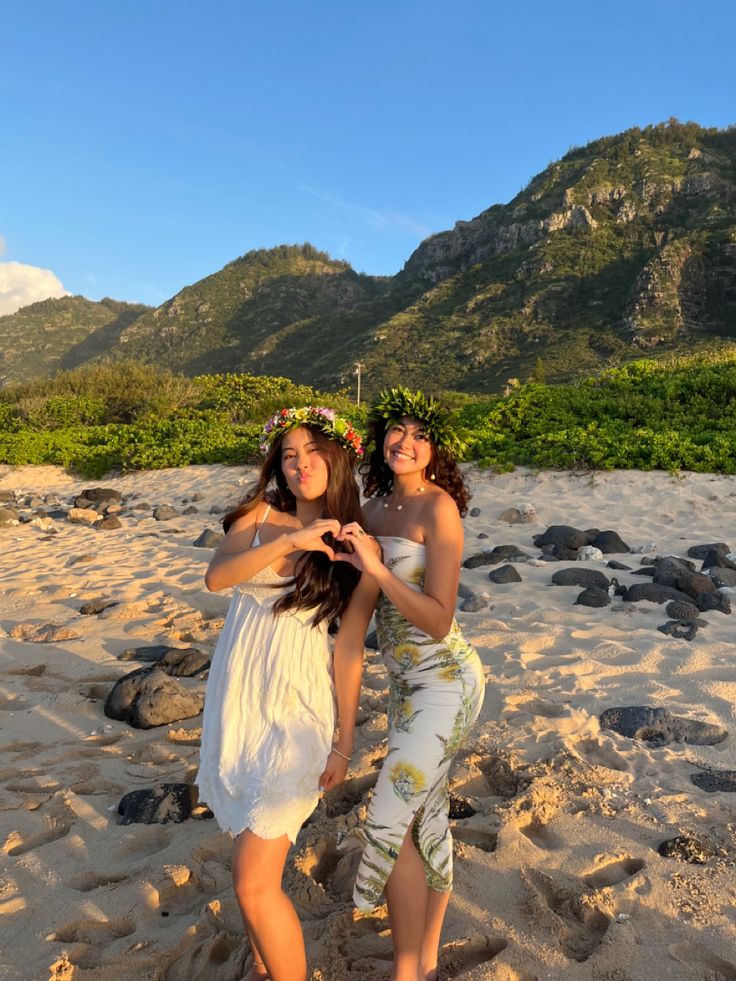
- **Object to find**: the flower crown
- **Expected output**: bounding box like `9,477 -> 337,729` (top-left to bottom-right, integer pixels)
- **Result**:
260,406 -> 364,458
369,387 -> 466,457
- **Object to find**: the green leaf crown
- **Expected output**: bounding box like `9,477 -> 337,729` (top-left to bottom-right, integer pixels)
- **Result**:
369,387 -> 465,457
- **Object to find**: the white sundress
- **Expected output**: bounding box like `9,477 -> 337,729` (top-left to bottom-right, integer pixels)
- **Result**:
195,507 -> 335,843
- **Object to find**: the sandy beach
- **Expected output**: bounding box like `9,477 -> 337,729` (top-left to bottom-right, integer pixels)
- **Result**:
1,463 -> 735,981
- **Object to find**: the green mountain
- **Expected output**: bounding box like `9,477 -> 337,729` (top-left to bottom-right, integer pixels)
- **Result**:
4,120 -> 736,393
113,243 -> 392,380
0,295 -> 150,386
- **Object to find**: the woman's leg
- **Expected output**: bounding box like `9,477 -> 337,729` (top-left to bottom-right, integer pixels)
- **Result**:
421,888 -> 451,980
232,829 -> 306,981
384,822 -> 429,981
243,922 -> 269,980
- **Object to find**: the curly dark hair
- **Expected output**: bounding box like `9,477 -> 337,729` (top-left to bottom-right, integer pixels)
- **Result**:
360,416 -> 471,517
223,425 -> 361,627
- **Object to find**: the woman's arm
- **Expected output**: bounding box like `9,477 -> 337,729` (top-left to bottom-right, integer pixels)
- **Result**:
318,573 -> 381,791
204,506 -> 340,592
338,495 -> 462,639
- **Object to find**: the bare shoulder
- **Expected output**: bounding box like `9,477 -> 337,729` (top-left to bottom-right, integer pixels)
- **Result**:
226,500 -> 263,537
424,489 -> 462,532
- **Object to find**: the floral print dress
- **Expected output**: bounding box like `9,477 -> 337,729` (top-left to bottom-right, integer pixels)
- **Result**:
351,536 -> 485,911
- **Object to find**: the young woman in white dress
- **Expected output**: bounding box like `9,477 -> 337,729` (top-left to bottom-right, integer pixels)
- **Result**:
336,389 -> 485,981
196,407 -> 378,981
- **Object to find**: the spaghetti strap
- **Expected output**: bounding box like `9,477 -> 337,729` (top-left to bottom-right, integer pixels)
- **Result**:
254,503 -> 272,540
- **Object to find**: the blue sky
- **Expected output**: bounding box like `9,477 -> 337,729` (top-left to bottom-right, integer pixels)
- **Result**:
2,0 -> 734,311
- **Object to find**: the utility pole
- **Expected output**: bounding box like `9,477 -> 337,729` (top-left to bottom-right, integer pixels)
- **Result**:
354,361 -> 365,406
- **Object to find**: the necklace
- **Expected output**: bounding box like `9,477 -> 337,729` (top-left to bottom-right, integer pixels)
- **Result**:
382,486 -> 426,510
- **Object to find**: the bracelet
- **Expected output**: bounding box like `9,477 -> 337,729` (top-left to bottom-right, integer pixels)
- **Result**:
331,747 -> 352,762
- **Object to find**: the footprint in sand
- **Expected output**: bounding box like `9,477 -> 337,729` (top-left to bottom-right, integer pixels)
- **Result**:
668,942 -> 736,981
523,868 -> 610,963
453,827 -> 499,853
113,825 -> 174,860
155,900 -> 248,981
439,936 -> 509,977
478,755 -> 532,798
47,914 -> 136,944
67,870 -> 129,892
519,819 -> 563,850
2,799 -> 75,856
582,856 -> 646,890
574,736 -> 631,773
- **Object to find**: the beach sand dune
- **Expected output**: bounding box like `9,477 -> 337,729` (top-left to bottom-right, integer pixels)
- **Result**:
1,464 -> 735,980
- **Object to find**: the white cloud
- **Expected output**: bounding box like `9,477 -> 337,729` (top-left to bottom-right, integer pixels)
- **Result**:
0,261 -> 69,316
0,235 -> 7,257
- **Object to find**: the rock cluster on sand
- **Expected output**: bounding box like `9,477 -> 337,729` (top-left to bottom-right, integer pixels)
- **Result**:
104,666 -> 204,729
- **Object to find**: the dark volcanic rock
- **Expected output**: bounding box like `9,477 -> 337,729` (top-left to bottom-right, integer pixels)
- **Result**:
469,507 -> 481,517
599,706 -> 728,746
483,545 -> 531,564
575,586 -> 611,607
631,567 -> 656,577
700,549 -> 736,572
193,529 -> 225,548
690,770 -> 736,793
607,560 -> 632,571
651,557 -> 714,599
153,505 -> 180,521
657,835 -> 715,863
98,515 -> 122,531
116,645 -> 210,676
541,543 -> 580,561
463,553 -> 495,569
79,598 -> 119,616
533,526 -> 599,550
117,783 -> 207,825
488,565 -> 522,584
118,645 -> 175,662
665,600 -> 700,621
159,648 -> 211,677
551,568 -> 610,590
461,594 -> 487,613
624,583 -> 694,605
590,530 -> 630,554
696,591 -> 732,614
657,618 -> 707,641
104,667 -> 203,729
81,487 -> 122,503
687,542 -> 731,560
182,506 -> 199,515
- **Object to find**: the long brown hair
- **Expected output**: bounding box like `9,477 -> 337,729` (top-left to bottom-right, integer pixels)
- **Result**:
224,425 -> 361,627
360,417 -> 471,517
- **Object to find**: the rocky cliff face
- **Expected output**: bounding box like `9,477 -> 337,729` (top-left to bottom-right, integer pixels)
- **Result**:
4,122 -> 735,393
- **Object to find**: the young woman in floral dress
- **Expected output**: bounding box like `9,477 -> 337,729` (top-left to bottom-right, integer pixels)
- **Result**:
336,389 -> 485,981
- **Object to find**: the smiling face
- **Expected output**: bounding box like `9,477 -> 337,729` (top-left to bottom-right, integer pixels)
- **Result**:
280,426 -> 330,501
383,416 -> 433,477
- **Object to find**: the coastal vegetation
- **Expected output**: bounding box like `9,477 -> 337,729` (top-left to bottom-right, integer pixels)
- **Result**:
0,352 -> 733,477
